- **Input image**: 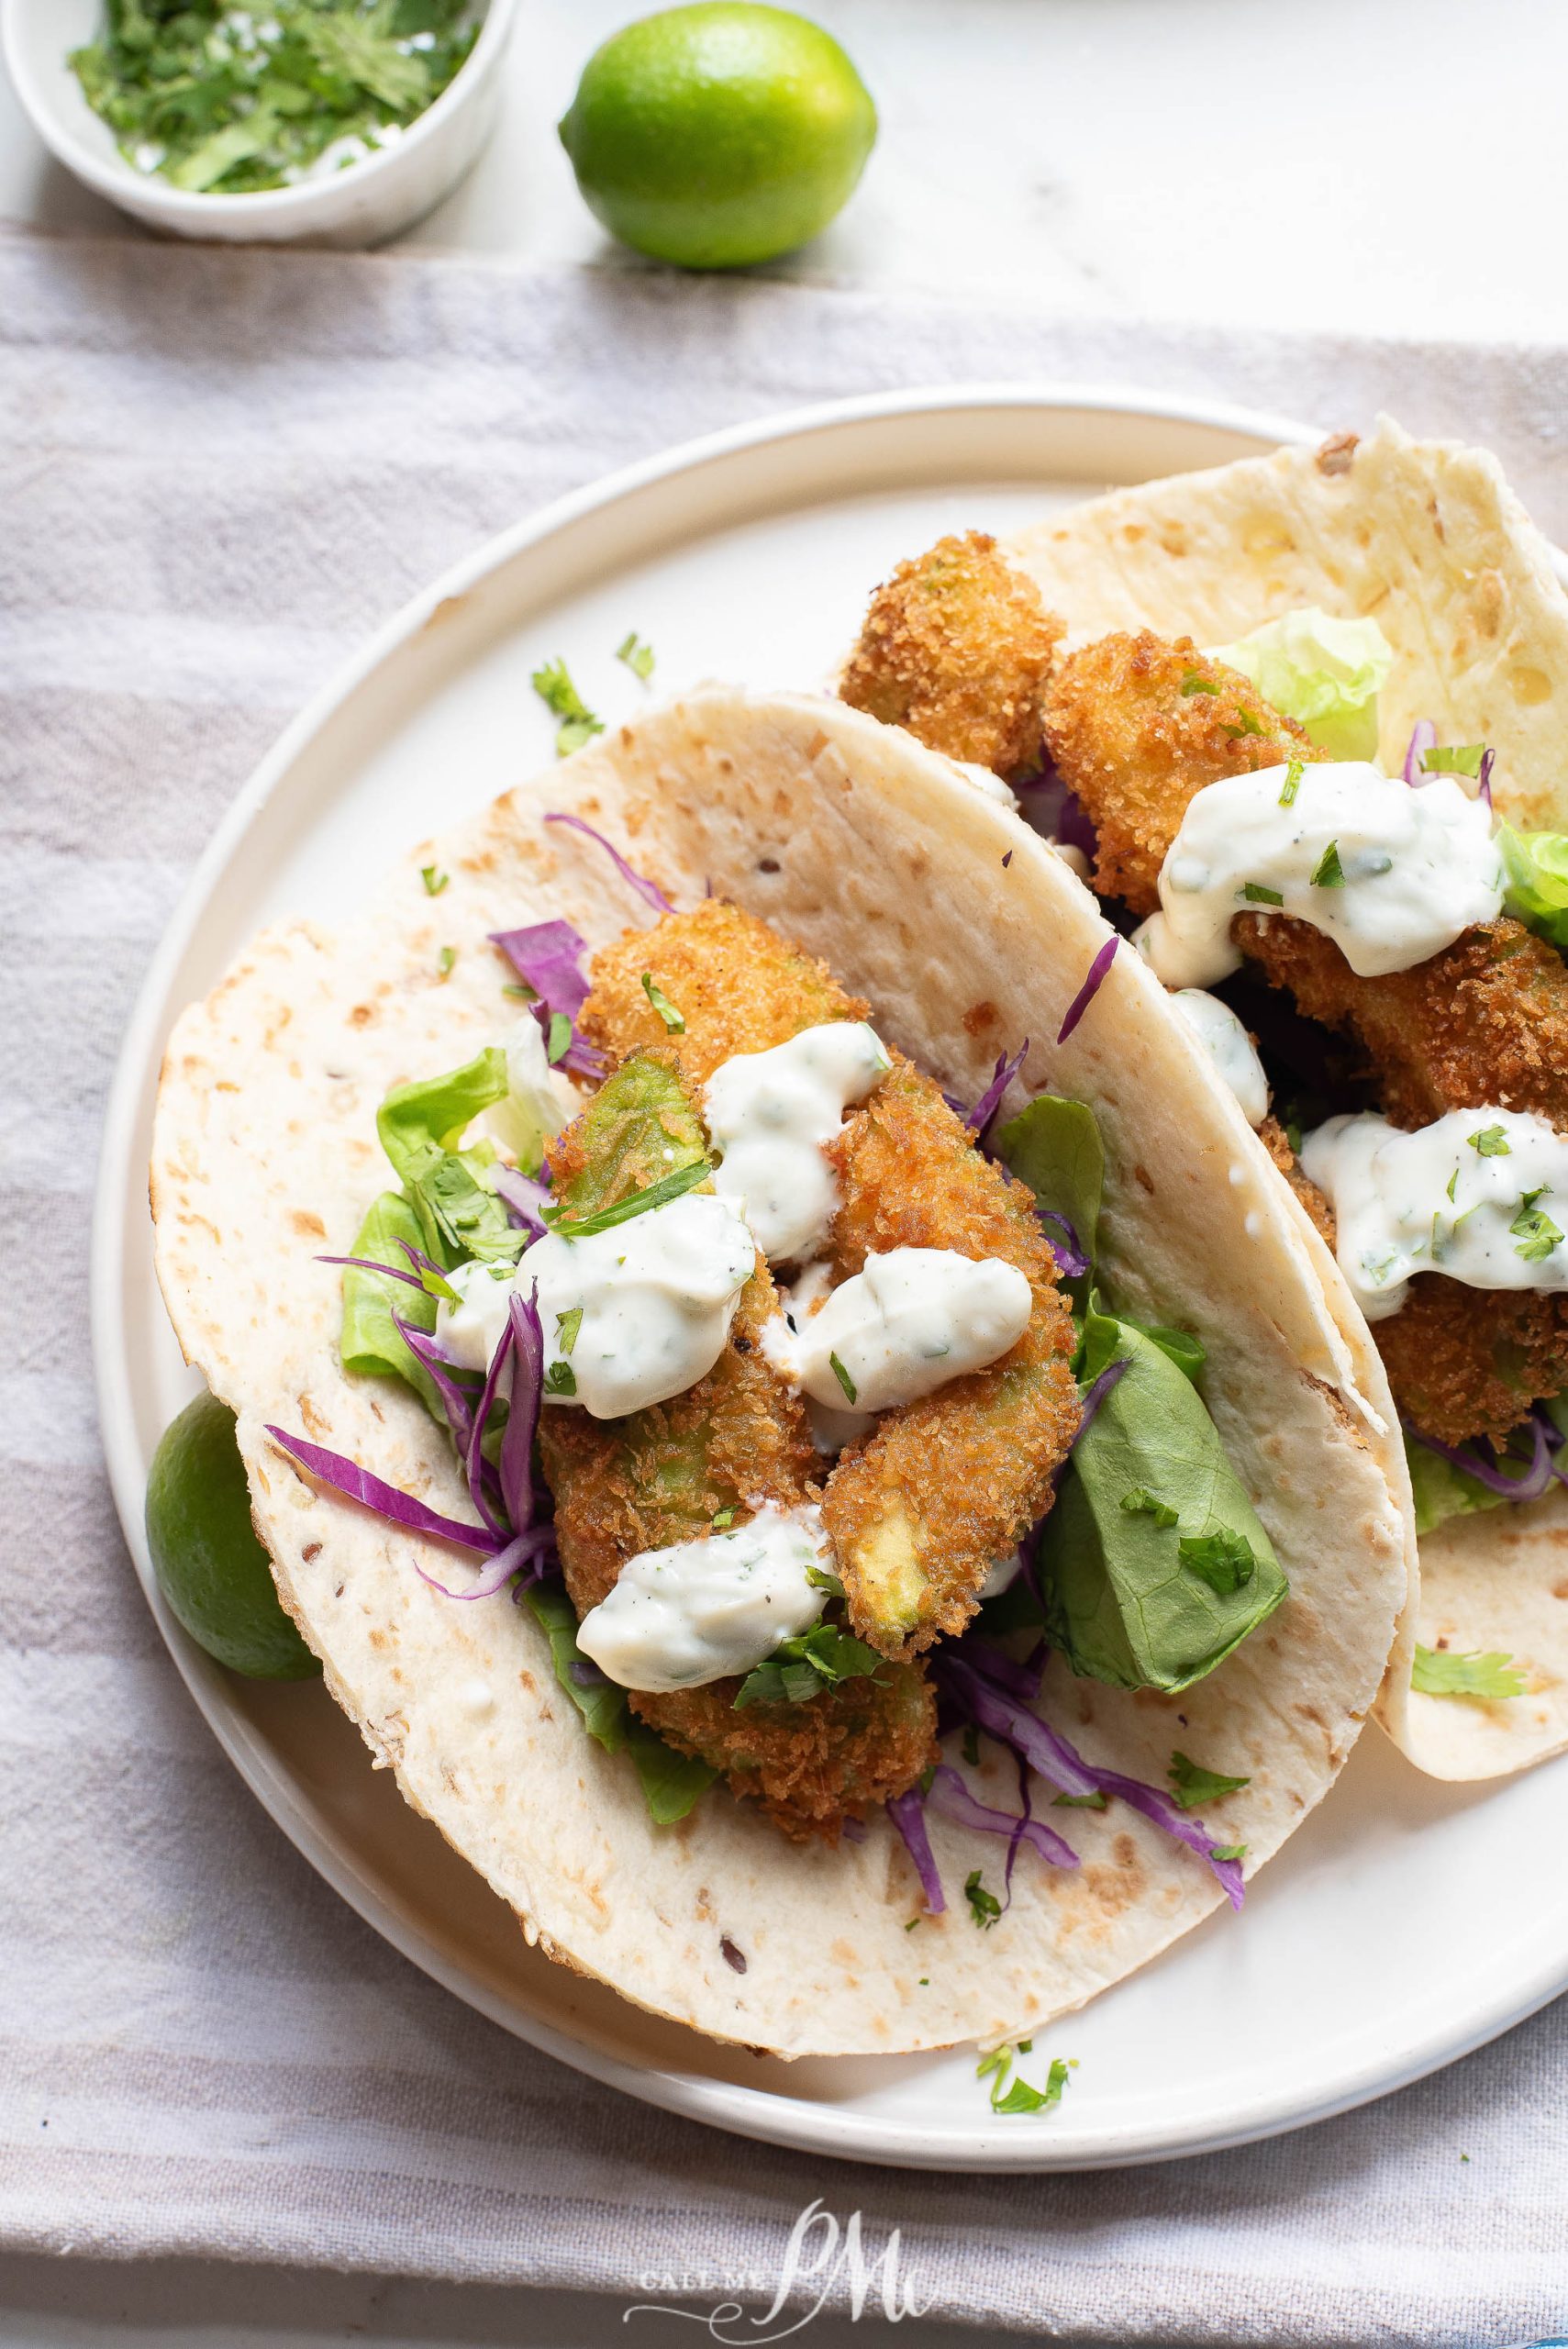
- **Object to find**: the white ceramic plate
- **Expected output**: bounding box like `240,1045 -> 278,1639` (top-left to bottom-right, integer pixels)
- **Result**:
94,387 -> 1568,2172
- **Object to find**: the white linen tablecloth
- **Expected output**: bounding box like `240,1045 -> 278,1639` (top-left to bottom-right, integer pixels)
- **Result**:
5,226 -> 1568,2346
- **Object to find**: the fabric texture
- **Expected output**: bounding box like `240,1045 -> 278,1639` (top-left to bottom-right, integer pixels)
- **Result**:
5,225 -> 1568,2345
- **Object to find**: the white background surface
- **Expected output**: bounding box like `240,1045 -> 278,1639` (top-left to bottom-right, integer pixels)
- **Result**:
1,0 -> 1563,343
4,0 -> 1559,2340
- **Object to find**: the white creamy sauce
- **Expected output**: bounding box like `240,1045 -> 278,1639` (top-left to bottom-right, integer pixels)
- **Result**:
703,1021 -> 890,1262
765,1247 -> 1032,1413
980,1551 -> 1023,1599
1138,763 -> 1502,989
437,1191 -> 755,1418
1172,989 -> 1270,1127
575,1503 -> 831,1692
1301,1108 -> 1568,1321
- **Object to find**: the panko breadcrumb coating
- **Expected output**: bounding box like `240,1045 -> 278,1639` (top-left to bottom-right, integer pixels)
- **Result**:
581,903 -> 1079,1659
840,530 -> 1064,777
539,1052 -> 937,1842
1042,630 -> 1321,914
823,1060 -> 1080,1658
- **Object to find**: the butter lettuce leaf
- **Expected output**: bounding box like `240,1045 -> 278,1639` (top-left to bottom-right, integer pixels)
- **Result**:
1498,825 -> 1568,952
339,1188 -> 444,1418
376,1046 -> 523,1267
1209,607 -> 1393,763
1405,1433 -> 1509,1537
1038,1315 -> 1286,1692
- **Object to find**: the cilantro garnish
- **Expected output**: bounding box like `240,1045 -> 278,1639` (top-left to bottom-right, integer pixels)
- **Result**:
711,1507 -> 737,1530
69,1 -> 479,196
545,1010 -> 573,1065
543,1361 -> 577,1397
555,1306 -> 583,1357
1178,1528 -> 1257,1594
1419,743 -> 1486,778
531,659 -> 605,756
1470,1126 -> 1511,1157
829,1352 -> 859,1405
1180,674 -> 1219,696
1309,840 -> 1346,889
1412,1644 -> 1526,1700
963,1869 -> 1002,1929
641,972 -> 685,1032
1279,759 -> 1304,807
421,864 -> 449,897
1511,1190 -> 1563,1263
1120,1487 -> 1179,1528
1167,1751 -> 1251,1809
805,1563 -> 845,1595
617,631 -> 656,682
436,945 -> 456,980
1241,882 -> 1284,906
1209,1842 -> 1248,1863
541,1155 -> 711,1239
976,2043 -> 1069,2114
734,1623 -> 884,1709
1052,1790 -> 1107,1809
1447,1167 -> 1460,1202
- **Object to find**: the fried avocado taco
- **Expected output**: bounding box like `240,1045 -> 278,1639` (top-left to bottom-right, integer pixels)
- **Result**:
150,691 -> 1407,2055
841,415 -> 1568,1785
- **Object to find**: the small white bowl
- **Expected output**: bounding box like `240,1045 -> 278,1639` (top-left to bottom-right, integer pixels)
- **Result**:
1,0 -> 517,248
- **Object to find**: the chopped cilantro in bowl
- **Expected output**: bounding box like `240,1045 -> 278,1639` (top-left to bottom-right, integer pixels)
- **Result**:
69,0 -> 482,195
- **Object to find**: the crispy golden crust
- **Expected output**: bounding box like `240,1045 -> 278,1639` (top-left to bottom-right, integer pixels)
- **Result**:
1042,631 -> 1320,914
1259,1112 -> 1338,1247
581,898 -> 866,1086
840,530 -> 1065,777
1375,1281 -> 1568,1450
1240,914 -> 1568,1132
821,1060 -> 1081,1658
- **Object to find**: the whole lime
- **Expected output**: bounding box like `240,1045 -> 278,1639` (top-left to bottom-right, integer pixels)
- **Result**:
559,4 -> 877,271
145,1390 -> 320,1681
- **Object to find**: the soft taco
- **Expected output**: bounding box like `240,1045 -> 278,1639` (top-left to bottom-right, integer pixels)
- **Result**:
151,691 -> 1407,2056
840,414 -> 1568,1785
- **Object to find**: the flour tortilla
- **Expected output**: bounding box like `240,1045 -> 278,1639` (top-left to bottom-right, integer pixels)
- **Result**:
152,691 -> 1407,2056
1007,415 -> 1568,1780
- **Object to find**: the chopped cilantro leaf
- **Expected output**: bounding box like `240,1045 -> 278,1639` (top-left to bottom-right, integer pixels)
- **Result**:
992,2061 -> 1070,2115
805,1563 -> 845,1595
1167,1751 -> 1251,1809
421,864 -> 449,896
531,658 -> 604,756
542,1155 -> 711,1239
1279,759 -> 1305,807
1241,882 -> 1284,906
1470,1125 -> 1511,1157
617,631 -> 656,682
641,972 -> 685,1032
1210,1842 -> 1248,1863
1420,743 -> 1486,778
1120,1486 -> 1179,1528
1178,1527 -> 1257,1593
543,1361 -> 577,1397
555,1306 -> 583,1357
1309,840 -> 1346,888
1447,1167 -> 1459,1202
1511,1190 -> 1563,1263
546,1010 -> 573,1065
734,1622 -> 883,1709
711,1507 -> 737,1529
964,1869 -> 1002,1929
829,1352 -> 859,1405
1052,1790 -> 1108,1809
436,945 -> 456,980
1412,1644 -> 1526,1699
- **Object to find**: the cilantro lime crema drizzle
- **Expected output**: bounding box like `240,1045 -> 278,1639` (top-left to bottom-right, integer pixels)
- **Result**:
702,1021 -> 890,1262
1138,763 -> 1502,990
1301,1108 -> 1568,1320
763,1248 -> 1032,1413
576,1504 -> 831,1691
438,1191 -> 754,1418
1170,989 -> 1268,1127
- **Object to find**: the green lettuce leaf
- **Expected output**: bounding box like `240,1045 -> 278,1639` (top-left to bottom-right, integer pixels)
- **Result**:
376,1046 -> 523,1266
1208,607 -> 1393,763
339,1188 -> 444,1418
994,1094 -> 1104,1283
1498,825 -> 1568,952
1404,1434 -> 1509,1537
1038,1313 -> 1287,1692
522,1583 -> 718,1824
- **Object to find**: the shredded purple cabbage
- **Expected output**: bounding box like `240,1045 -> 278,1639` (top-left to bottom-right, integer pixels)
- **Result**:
926,1764 -> 1078,1871
463,1310 -> 514,1540
1090,1765 -> 1245,1911
543,810 -> 674,915
265,1428 -> 506,1553
499,1289 -> 547,1532
319,1252 -> 428,1293
488,918 -> 591,1019
840,1816 -> 868,1843
1057,791 -> 1099,863
1057,936 -> 1118,1044
1075,1354 -> 1130,1446
569,1657 -> 608,1687
1478,747 -> 1496,809
887,1787 -> 946,1913
1407,1409 -> 1565,1503
417,1524 -> 555,1604
1037,1209 -> 1088,1279
962,1041 -> 1029,1144
1402,719 -> 1438,785
492,1165 -> 550,1238
960,1639 -> 1043,1707
394,1316 -> 484,1454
